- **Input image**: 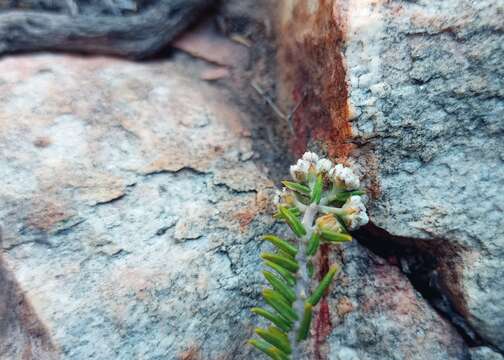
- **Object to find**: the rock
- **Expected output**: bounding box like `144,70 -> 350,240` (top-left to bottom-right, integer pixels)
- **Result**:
323,242 -> 468,360
0,53 -> 471,359
470,347 -> 504,360
0,53 -> 275,359
278,0 -> 504,352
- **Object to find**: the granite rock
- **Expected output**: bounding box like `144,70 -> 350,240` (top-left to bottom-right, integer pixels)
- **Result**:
278,0 -> 504,352
0,54 -> 275,359
0,53 -> 472,359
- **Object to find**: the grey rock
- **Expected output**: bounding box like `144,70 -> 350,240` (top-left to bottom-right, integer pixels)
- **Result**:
0,54 -> 275,359
323,242 -> 468,360
344,0 -> 504,351
470,347 -> 504,360
0,53 -> 471,359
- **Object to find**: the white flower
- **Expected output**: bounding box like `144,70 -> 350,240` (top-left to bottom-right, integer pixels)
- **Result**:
289,159 -> 312,182
316,158 -> 333,173
329,164 -> 360,190
302,152 -> 319,163
342,195 -> 369,230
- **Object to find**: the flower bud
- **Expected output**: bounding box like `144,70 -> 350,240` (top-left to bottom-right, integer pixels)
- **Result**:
302,152 -> 319,163
316,158 -> 333,174
289,159 -> 312,183
342,195 -> 369,230
329,164 -> 360,190
315,214 -> 343,233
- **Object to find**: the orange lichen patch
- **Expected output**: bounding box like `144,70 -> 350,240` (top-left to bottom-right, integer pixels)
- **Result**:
235,209 -> 256,231
178,345 -> 201,360
278,0 -> 353,160
26,198 -> 72,232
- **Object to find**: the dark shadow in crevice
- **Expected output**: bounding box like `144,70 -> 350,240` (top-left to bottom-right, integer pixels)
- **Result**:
353,222 -> 488,349
0,231 -> 56,359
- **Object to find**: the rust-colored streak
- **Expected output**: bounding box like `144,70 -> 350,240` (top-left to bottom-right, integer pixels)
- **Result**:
279,1 -> 351,357
279,0 -> 352,161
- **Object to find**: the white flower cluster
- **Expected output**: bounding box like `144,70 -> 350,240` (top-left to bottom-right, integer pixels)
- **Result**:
287,152 -> 369,231
289,152 -> 360,190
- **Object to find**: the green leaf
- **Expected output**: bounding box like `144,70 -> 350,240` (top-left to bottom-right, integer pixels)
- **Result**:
256,327 -> 292,355
248,339 -> 287,360
278,205 -> 306,237
263,271 -> 296,303
261,253 -> 299,273
296,303 -> 313,341
306,231 -> 321,256
251,307 -> 292,332
262,289 -> 299,322
278,249 -> 295,260
310,174 -> 323,204
262,235 -> 298,257
332,190 -> 365,203
307,260 -> 314,278
307,265 -> 340,306
282,181 -> 310,195
264,261 -> 296,287
320,229 -> 352,243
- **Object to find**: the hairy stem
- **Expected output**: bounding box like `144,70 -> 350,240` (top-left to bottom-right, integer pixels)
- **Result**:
290,203 -> 318,359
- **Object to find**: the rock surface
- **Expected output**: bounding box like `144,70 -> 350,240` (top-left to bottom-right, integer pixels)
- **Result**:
278,0 -> 504,352
322,241 -> 468,360
0,54 -> 276,359
0,53 -> 469,359
470,347 -> 504,360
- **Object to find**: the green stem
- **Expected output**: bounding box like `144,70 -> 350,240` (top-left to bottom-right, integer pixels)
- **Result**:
290,202 -> 318,359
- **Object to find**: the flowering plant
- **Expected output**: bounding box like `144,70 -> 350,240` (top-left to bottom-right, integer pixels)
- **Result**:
249,152 -> 369,359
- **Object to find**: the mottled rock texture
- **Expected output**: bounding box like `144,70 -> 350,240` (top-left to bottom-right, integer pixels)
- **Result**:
0,54 -> 469,359
278,0 -> 504,352
0,54 -> 276,359
470,347 -> 504,360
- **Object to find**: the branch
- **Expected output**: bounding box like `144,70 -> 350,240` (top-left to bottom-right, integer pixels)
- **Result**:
0,0 -> 215,58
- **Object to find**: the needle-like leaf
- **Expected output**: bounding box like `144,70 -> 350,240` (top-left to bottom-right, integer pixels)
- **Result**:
332,190 -> 365,203
278,205 -> 306,237
263,271 -> 296,303
310,174 -> 323,204
251,307 -> 292,332
262,289 -> 298,322
264,261 -> 296,286
261,253 -> 299,273
306,231 -> 320,256
262,235 -> 298,257
248,339 -> 287,360
296,303 -> 313,341
282,181 -> 310,195
307,265 -> 340,306
256,327 -> 292,355
320,229 -> 352,243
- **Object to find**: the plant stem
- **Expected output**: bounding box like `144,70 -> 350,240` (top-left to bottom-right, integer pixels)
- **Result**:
290,203 -> 318,359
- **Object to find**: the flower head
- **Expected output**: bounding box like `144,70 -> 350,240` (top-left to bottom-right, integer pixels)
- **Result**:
342,195 -> 369,230
290,153 -> 321,183
329,164 -> 360,190
316,214 -> 343,233
302,152 -> 319,163
289,159 -> 312,182
273,187 -> 296,207
316,158 -> 333,174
